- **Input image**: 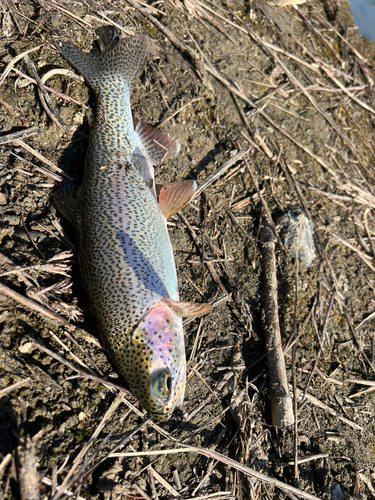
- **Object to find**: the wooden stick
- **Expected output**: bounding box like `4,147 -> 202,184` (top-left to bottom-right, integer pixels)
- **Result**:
193,146 -> 250,199
17,438 -> 39,500
260,224 -> 294,428
176,443 -> 321,500
0,281 -> 103,376
178,212 -> 228,295
0,45 -> 43,86
0,126 -> 41,145
24,54 -> 66,131
0,378 -> 30,398
0,282 -> 76,330
292,385 -> 363,430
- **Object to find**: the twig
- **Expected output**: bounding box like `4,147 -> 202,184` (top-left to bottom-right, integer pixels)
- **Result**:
292,385 -> 363,430
175,443 -> 322,500
281,453 -> 329,467
260,224 -> 294,428
239,145 -> 285,255
0,454 -> 12,476
189,318 -> 204,361
148,466 -> 181,498
52,395 -> 137,500
123,0 -> 214,92
110,447 -> 194,458
347,379 -> 375,387
41,478 -> 85,500
291,215 -> 301,479
330,232 -> 375,272
0,253 -> 72,279
70,419 -> 150,492
261,38 -> 320,73
178,212 -> 228,295
40,0 -> 92,29
0,45 -> 43,86
21,211 -> 44,258
363,208 -> 375,258
284,307 -> 314,355
195,0 -> 246,34
133,484 -> 153,500
0,281 -> 102,376
10,150 -> 63,182
15,139 -> 73,180
51,393 -> 125,499
343,310 -> 375,373
193,147 -> 251,199
321,63 -> 375,116
304,291 -> 335,397
224,206 -> 254,244
41,68 -> 84,85
159,97 -> 202,126
31,341 -> 130,395
262,46 -> 363,162
0,378 -> 30,398
187,1 -> 239,45
356,311 -> 375,333
313,10 -> 366,61
11,67 -> 87,108
0,281 -> 76,330
0,126 -> 41,145
349,386 -> 375,398
92,10 -> 135,36
47,329 -> 97,376
24,55 -> 66,130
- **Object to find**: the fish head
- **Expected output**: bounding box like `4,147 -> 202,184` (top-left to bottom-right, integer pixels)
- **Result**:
127,303 -> 186,421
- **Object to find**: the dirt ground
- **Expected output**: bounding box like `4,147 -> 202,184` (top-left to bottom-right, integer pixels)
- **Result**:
1,0 -> 375,498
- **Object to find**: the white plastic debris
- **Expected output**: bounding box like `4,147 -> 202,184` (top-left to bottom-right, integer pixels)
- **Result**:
278,209 -> 316,267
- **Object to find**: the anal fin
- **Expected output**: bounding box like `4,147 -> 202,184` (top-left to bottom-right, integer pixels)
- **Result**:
159,180 -> 197,219
163,299 -> 211,318
135,121 -> 180,166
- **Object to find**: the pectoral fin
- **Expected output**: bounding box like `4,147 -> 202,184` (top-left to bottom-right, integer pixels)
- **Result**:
135,121 -> 180,166
163,299 -> 211,318
159,180 -> 197,219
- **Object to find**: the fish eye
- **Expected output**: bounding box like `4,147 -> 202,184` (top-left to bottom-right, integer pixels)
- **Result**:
150,368 -> 172,400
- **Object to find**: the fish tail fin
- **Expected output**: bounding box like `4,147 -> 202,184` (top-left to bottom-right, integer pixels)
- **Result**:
56,36 -> 146,89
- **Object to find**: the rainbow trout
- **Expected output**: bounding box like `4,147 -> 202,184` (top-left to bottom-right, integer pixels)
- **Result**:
56,36 -> 210,421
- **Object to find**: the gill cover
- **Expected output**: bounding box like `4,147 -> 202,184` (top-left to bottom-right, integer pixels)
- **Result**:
127,303 -> 186,421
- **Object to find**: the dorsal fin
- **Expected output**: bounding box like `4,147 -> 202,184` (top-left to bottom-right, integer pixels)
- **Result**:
135,121 -> 180,166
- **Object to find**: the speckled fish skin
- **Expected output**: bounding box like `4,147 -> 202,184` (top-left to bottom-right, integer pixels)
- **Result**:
57,37 -> 186,421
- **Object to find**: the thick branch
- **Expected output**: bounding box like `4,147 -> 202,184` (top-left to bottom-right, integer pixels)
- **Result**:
260,225 -> 294,428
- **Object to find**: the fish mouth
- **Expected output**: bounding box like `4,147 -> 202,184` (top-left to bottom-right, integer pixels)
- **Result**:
150,402 -> 185,423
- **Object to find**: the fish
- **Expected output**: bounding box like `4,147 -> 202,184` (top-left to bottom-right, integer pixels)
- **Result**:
55,35 -> 210,421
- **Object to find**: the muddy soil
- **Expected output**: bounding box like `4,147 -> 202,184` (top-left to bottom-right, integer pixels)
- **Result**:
1,0 -> 375,498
